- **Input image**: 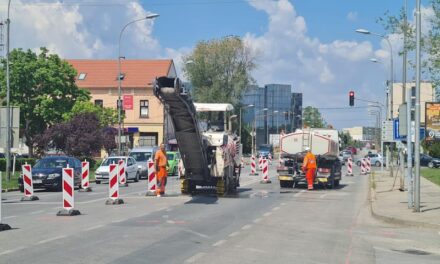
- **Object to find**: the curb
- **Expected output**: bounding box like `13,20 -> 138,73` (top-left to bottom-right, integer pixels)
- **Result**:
368,173 -> 440,229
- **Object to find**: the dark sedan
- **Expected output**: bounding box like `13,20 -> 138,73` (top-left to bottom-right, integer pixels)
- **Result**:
18,156 -> 82,192
420,154 -> 440,168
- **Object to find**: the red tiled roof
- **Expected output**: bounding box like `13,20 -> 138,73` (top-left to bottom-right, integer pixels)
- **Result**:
67,59 -> 174,88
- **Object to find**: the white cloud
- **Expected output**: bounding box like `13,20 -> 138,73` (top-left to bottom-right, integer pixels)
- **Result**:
347,11 -> 358,21
2,0 -> 161,59
243,0 -> 385,128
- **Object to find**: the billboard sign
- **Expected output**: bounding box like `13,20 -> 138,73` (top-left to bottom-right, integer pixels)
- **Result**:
123,95 -> 133,110
425,102 -> 440,141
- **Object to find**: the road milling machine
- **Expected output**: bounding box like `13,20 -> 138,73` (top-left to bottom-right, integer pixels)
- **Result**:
153,77 -> 242,195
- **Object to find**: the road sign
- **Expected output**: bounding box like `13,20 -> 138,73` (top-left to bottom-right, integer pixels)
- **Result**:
382,120 -> 394,142
393,119 -> 401,140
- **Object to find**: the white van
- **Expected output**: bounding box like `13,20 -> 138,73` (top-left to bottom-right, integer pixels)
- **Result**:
129,146 -> 158,178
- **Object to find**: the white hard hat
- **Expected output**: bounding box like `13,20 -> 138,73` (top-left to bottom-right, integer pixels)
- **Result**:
304,147 -> 310,151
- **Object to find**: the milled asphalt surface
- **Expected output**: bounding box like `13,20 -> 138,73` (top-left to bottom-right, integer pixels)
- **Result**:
1,162 -> 439,264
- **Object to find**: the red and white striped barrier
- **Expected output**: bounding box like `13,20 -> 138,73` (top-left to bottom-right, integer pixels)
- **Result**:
268,153 -> 272,164
21,164 -> 39,201
260,159 -> 272,184
366,157 -> 371,174
178,159 -> 185,178
118,159 -> 128,186
146,161 -> 157,196
258,155 -> 263,170
361,158 -> 367,175
241,157 -> 244,168
57,167 -> 80,216
105,163 -> 124,205
346,158 -> 353,176
250,155 -> 258,175
79,160 -> 92,192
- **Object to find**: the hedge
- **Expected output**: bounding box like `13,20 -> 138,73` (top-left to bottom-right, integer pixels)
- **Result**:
0,158 -> 37,172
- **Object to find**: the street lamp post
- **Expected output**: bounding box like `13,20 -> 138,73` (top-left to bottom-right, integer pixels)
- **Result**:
356,29 -> 394,120
368,103 -> 384,172
5,0 -> 11,182
117,14 -> 159,155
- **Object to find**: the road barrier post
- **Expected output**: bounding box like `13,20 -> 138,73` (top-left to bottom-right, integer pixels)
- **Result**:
366,157 -> 371,174
260,159 -> 272,184
57,166 -> 81,216
106,163 -> 124,205
250,155 -> 258,175
268,153 -> 272,165
146,161 -> 157,196
21,164 -> 39,201
346,158 -> 354,176
79,160 -> 92,192
361,158 -> 367,175
118,159 -> 128,187
258,155 -> 263,171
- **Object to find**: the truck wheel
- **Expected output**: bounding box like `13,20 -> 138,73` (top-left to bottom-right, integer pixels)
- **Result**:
328,178 -> 335,189
334,179 -> 340,187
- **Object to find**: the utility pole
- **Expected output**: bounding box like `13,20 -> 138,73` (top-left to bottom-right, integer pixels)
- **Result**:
414,0 -> 421,212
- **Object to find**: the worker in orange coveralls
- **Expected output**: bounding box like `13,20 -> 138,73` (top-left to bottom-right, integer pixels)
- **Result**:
154,143 -> 168,197
302,147 -> 317,190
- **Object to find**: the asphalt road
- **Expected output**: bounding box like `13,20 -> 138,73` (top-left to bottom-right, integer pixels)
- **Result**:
1,163 -> 439,264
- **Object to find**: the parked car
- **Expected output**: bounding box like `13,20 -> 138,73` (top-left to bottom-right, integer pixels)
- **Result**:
345,146 -> 357,155
356,153 -> 383,167
338,150 -> 353,165
166,151 -> 181,176
129,146 -> 158,178
0,153 -> 5,158
18,156 -> 82,192
420,154 -> 440,168
94,156 -> 140,184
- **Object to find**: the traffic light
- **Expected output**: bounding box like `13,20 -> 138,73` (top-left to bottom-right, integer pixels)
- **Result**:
349,91 -> 355,106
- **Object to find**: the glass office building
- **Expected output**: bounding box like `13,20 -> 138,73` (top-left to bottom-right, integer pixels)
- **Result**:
241,84 -> 303,147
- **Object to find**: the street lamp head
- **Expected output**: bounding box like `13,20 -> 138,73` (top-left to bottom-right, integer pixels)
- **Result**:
370,58 -> 380,63
145,13 -> 160,19
273,110 -> 279,113
356,28 -> 371,35
262,108 -> 268,111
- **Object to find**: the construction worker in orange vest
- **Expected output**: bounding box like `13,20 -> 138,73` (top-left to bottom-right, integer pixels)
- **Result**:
302,146 -> 317,190
154,143 -> 168,197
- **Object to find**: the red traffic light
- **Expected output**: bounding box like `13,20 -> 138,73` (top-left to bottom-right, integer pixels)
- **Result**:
349,91 -> 355,106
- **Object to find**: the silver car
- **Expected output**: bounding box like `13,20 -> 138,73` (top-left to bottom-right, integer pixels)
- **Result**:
356,153 -> 383,167
129,146 -> 158,178
95,156 -> 140,184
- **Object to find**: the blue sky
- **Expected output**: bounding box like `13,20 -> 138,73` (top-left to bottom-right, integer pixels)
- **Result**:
0,0 -> 433,129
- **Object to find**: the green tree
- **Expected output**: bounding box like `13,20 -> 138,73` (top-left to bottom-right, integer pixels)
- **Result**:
0,48 -> 89,156
62,100 -> 118,127
302,106 -> 326,128
378,1 -> 440,98
182,36 -> 256,109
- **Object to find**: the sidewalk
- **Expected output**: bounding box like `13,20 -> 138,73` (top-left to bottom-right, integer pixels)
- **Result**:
370,170 -> 440,229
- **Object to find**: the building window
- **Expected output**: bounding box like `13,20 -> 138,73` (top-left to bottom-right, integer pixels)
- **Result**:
78,73 -> 87,80
94,99 -> 103,108
138,132 -> 157,146
140,100 -> 149,118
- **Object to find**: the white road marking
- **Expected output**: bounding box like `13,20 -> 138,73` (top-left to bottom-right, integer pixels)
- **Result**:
212,240 -> 227,247
0,247 -> 25,256
263,212 -> 272,217
280,202 -> 286,206
166,208 -> 173,212
294,190 -> 306,197
30,210 -> 45,215
167,220 -> 175,224
241,224 -> 252,230
253,218 -> 262,223
111,219 -> 125,223
185,252 -> 206,263
272,207 -> 280,211
319,194 -> 327,198
183,229 -> 209,238
37,235 -> 66,244
3,215 -> 17,219
229,232 -> 240,237
85,224 -> 104,231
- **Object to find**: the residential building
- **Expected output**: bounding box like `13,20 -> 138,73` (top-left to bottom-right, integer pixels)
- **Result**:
392,82 -> 436,123
68,59 -> 177,151
342,126 -> 380,141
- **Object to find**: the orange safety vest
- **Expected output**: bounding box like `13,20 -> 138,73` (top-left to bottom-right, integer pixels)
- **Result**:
303,152 -> 317,169
155,150 -> 168,168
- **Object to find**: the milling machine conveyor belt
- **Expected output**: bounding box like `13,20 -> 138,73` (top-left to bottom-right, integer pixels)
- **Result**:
153,77 -> 210,182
